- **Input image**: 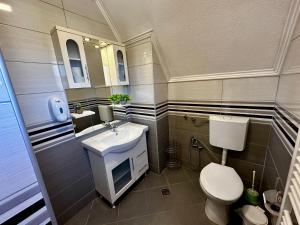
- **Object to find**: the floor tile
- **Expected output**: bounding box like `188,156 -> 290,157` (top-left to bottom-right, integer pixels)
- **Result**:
131,177 -> 145,192
146,186 -> 174,214
64,201 -> 92,225
183,167 -> 200,180
173,202 -> 215,225
143,172 -> 168,189
65,169 -> 213,225
162,167 -> 189,184
170,181 -> 202,206
118,191 -> 149,220
86,199 -> 118,225
118,211 -> 181,225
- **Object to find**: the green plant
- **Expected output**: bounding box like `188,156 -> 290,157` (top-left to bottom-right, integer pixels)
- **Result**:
120,94 -> 131,102
108,94 -> 131,104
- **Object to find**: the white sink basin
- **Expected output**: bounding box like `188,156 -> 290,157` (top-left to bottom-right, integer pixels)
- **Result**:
81,122 -> 148,157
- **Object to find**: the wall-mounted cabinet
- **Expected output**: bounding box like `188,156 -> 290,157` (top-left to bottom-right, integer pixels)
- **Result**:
52,30 -> 91,89
101,44 -> 129,86
51,26 -> 129,89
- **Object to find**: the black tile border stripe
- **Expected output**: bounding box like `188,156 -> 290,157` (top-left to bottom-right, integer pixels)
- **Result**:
274,118 -> 296,147
28,121 -> 73,136
2,199 -> 46,225
168,109 -> 273,119
31,130 -> 74,146
168,102 -> 274,110
275,108 -> 299,133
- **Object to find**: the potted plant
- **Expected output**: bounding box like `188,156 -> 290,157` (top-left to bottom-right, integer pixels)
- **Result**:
108,94 -> 131,105
74,102 -> 83,114
120,94 -> 131,105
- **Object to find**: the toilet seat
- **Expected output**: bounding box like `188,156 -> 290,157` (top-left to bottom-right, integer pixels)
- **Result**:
200,163 -> 243,202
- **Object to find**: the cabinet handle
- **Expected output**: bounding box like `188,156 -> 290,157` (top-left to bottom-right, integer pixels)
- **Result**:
137,150 -> 146,158
138,164 -> 148,173
131,158 -> 134,170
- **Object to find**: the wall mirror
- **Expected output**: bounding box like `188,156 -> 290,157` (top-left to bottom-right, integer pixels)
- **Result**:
51,26 -> 129,136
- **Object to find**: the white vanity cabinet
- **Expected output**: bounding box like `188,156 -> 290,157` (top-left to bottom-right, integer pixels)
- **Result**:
51,29 -> 91,89
86,132 -> 148,205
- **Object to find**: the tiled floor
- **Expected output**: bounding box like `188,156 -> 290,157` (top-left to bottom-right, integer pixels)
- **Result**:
64,167 -> 216,225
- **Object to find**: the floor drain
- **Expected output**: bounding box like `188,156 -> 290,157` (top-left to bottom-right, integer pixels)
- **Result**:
161,188 -> 170,196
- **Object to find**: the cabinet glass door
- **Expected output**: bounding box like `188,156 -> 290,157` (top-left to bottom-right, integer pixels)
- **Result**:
111,158 -> 132,194
116,50 -> 126,82
66,39 -> 86,84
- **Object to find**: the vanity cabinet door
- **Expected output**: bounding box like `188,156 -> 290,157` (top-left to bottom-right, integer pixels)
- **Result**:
56,31 -> 91,89
104,151 -> 135,203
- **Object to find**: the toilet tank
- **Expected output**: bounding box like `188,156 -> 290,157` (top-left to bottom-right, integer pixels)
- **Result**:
209,115 -> 249,151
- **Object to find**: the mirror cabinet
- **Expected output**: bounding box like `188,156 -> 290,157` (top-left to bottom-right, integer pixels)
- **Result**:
51,26 -> 129,89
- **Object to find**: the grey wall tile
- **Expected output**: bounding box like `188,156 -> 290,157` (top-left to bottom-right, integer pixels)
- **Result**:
168,80 -> 222,101
156,116 -> 169,171
50,173 -> 95,222
276,73 -> 300,119
154,83 -> 168,105
126,41 -> 153,66
268,128 -> 292,186
7,62 -> 63,95
227,158 -> 263,188
17,91 -> 68,126
0,0 -> 66,33
35,139 -> 92,197
222,77 -> 278,102
129,84 -> 155,104
261,150 -> 284,191
168,115 -> 270,187
35,139 -> 88,176
0,25 -> 57,63
57,190 -> 96,224
128,64 -> 154,85
247,122 -> 271,146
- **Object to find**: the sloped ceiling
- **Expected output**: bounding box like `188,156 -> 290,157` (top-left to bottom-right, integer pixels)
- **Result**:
100,0 -> 292,78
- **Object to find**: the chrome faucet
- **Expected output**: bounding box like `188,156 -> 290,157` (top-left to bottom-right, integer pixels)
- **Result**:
105,122 -> 118,133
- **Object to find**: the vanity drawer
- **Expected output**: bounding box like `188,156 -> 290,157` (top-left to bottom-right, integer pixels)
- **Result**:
135,148 -> 148,172
137,163 -> 148,177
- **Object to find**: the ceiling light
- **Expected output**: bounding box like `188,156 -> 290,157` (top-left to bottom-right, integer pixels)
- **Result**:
100,42 -> 107,47
84,37 -> 90,42
94,45 -> 100,49
0,3 -> 12,12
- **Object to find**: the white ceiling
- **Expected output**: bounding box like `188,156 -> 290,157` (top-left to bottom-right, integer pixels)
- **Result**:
101,0 -> 292,78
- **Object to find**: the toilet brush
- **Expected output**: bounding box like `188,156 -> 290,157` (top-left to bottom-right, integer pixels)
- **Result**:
245,170 -> 259,205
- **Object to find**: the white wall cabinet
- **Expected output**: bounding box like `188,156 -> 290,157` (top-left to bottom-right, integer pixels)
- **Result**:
52,30 -> 91,89
87,134 -> 148,205
101,44 -> 129,86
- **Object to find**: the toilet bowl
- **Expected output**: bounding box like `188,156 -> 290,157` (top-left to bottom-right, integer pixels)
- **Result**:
240,205 -> 268,225
200,162 -> 244,225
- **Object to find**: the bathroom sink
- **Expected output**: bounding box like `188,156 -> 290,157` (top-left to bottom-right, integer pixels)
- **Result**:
81,122 -> 148,157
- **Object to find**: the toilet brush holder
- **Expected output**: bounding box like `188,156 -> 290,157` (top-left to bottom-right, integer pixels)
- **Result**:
245,188 -> 259,205
245,170 -> 259,205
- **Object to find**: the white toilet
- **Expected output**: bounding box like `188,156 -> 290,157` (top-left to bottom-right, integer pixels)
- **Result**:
200,115 -> 249,225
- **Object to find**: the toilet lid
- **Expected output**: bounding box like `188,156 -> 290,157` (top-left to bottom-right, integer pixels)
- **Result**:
200,163 -> 243,201
242,205 -> 268,225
